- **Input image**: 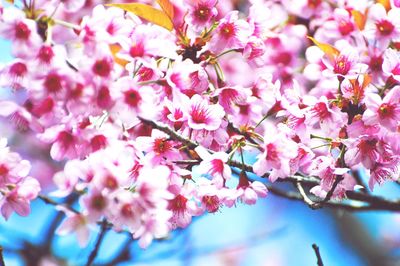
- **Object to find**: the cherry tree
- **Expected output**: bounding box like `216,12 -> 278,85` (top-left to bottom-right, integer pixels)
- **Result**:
0,0 -> 399,264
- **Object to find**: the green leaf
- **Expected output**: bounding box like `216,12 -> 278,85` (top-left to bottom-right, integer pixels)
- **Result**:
107,3 -> 173,31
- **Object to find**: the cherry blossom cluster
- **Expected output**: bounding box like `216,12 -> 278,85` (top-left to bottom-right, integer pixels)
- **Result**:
0,138 -> 40,220
0,0 -> 399,248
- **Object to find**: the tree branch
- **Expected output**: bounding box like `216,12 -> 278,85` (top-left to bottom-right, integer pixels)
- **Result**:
86,219 -> 108,266
139,117 -> 400,212
38,194 -> 80,214
0,246 -> 5,266
295,181 -> 319,209
312,243 -> 324,266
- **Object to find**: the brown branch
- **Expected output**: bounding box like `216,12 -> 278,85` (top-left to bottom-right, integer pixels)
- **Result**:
38,194 -> 80,214
321,175 -> 344,204
139,117 -> 400,212
295,182 -> 319,209
0,246 -> 5,266
312,243 -> 324,266
86,219 -> 108,266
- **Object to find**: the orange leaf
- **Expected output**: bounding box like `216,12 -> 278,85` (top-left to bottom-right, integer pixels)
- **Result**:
307,36 -> 340,62
376,0 -> 391,11
351,10 -> 366,31
156,0 -> 174,20
109,44 -> 129,67
107,3 -> 173,31
5,0 -> 14,3
362,73 -> 372,88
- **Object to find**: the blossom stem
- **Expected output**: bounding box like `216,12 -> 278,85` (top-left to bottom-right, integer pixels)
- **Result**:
215,49 -> 239,59
45,23 -> 52,45
311,144 -> 330,150
53,19 -> 81,30
310,134 -> 332,141
254,113 -> 270,129
213,62 -> 225,82
137,79 -> 161,86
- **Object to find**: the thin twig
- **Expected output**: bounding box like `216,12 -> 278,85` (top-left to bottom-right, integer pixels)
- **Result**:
321,175 -> 344,204
38,194 -> 80,214
312,243 -> 324,266
86,219 -> 108,266
295,182 -> 319,209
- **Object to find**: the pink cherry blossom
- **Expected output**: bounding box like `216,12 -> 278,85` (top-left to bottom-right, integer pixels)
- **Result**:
185,0 -> 218,30
363,86 -> 400,131
253,130 -> 298,182
364,4 -> 400,48
210,11 -> 252,53
195,146 -> 232,187
184,94 -> 225,131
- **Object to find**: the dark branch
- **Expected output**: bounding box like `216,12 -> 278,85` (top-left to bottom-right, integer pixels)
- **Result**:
140,117 -> 400,212
86,219 -> 108,266
312,243 -> 324,266
38,194 -> 80,214
0,246 -> 5,266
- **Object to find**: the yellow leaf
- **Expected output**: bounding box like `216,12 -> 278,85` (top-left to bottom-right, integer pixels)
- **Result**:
376,0 -> 391,11
5,0 -> 14,3
109,44 -> 129,67
351,10 -> 366,31
107,3 -> 173,31
362,73 -> 372,88
307,36 -> 340,62
156,0 -> 174,20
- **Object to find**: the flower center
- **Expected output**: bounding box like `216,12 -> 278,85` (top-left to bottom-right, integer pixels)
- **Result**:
202,195 -> 220,213
124,89 -> 142,107
266,143 -> 279,161
90,135 -> 107,151
92,59 -> 112,77
15,21 -> 31,40
0,164 -> 9,176
169,194 -> 188,212
338,20 -> 354,36
220,23 -> 235,39
334,56 -> 351,75
37,46 -> 54,64
44,73 -> 62,93
104,175 -> 118,190
191,104 -> 208,123
369,55 -> 383,72
121,203 -> 134,217
90,194 -> 107,211
195,5 -> 210,21
10,62 -> 27,77
357,138 -> 378,153
376,20 -> 394,36
378,103 -> 395,119
129,42 -> 145,57
308,0 -> 322,8
153,138 -> 172,154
